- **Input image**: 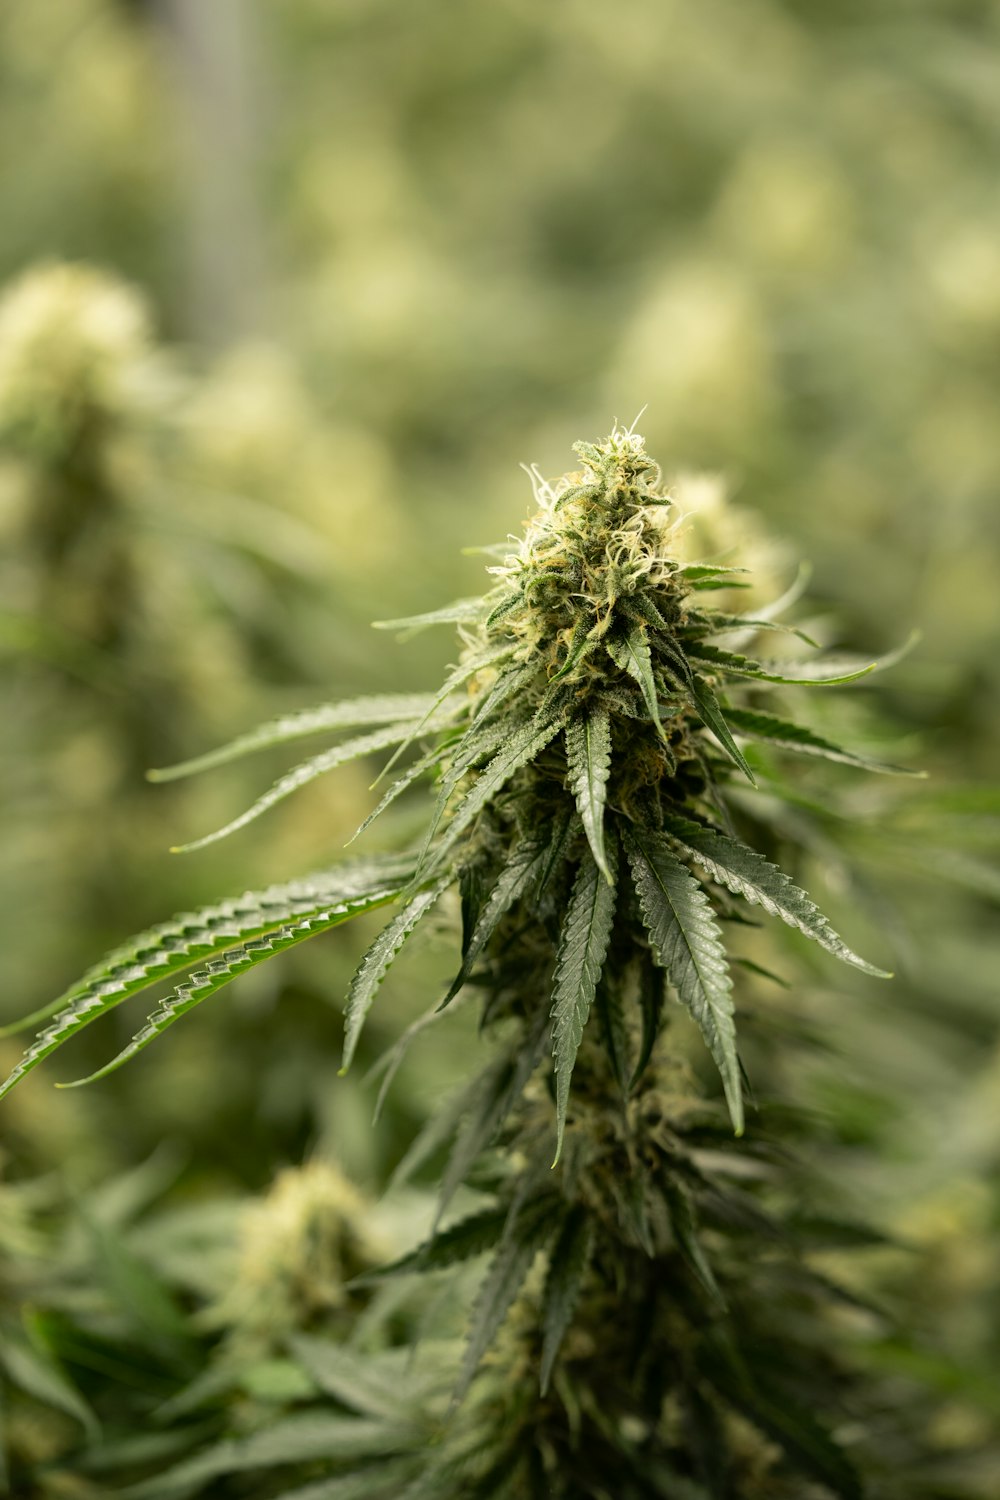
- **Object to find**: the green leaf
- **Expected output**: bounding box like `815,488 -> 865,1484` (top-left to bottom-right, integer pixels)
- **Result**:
550,841 -> 619,1164
661,815 -> 890,977
287,1338 -> 419,1421
373,599 -> 487,632
595,973 -> 630,1097
375,643 -> 513,787
122,1412 -> 420,1497
173,721 -> 441,854
437,1018 -> 549,1218
362,1208 -> 508,1282
697,613 -> 818,648
440,833 -> 555,1009
276,1464 -> 420,1500
545,617 -> 596,690
147,695 -> 445,782
416,716 -> 513,866
455,1204 -> 556,1399
680,564 -> 750,585
346,743 -> 448,847
723,706 -> 921,777
565,708 -> 613,881
471,660 -> 536,724
625,830 -> 742,1134
650,637 -> 754,785
0,864 -> 407,1097
484,590 -> 524,631
59,888 -> 403,1091
533,804 -> 578,898
606,627 -> 666,740
688,676 -> 756,785
417,711 -> 567,880
687,643 -> 878,686
341,874 -> 453,1073
631,950 -> 665,1089
539,1210 -> 594,1395
709,1371 -> 862,1500
660,1176 -> 724,1308
0,1338 -> 98,1438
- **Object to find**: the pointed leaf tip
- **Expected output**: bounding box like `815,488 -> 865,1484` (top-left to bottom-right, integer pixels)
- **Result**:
566,709 -> 613,883
550,843 -> 619,1164
663,816 -> 892,980
625,829 -> 743,1134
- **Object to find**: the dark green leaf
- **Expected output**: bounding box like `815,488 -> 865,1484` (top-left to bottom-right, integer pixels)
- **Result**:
595,973 -> 630,1098
63,888 -> 404,1090
455,1207 -> 556,1399
438,1016 -> 548,1218
565,708 -> 613,881
662,816 -> 890,977
688,676 -> 756,784
341,874 -> 453,1072
723,706 -> 921,777
625,830 -> 742,1134
606,627 -> 666,740
551,842 -> 619,1163
631,950 -> 665,1090
540,1210 -> 594,1395
687,642 -> 877,686
417,711 -> 567,879
360,1208 -> 508,1282
440,833 -> 554,1009
0,867 -> 407,1098
661,1176 -> 724,1307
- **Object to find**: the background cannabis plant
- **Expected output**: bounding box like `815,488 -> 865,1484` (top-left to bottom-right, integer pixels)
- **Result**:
2,426 -> 950,1497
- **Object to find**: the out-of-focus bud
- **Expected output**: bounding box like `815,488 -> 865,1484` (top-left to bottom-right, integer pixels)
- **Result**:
0,262 -> 154,461
211,1160 -> 385,1347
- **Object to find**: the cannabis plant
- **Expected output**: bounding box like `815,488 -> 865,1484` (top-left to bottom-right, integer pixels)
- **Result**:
4,427 -> 926,1498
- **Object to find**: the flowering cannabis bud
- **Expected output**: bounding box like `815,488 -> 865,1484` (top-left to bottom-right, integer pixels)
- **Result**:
0,262 -> 154,459
211,1161 -> 384,1347
2,427 -> 918,1497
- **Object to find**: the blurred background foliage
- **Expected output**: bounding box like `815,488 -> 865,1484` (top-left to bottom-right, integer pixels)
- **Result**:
0,0 -> 998,1492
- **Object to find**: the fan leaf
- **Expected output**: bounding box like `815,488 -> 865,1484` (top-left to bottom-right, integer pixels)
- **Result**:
372,599 -> 487,633
662,816 -> 890,977
687,643 -> 877,686
417,711 -> 567,880
551,840 -> 619,1164
625,829 -> 743,1134
0,855 -> 409,1063
340,874 -> 453,1073
606,627 -> 666,740
723,706 -> 921,777
361,1208 -> 509,1283
346,743 -> 448,847
147,695 -> 446,782
440,831 -> 557,1009
565,708 -> 613,882
58,889 -> 403,1090
688,675 -> 756,785
455,1199 -> 559,1400
540,1210 -> 595,1394
173,722 -> 438,854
